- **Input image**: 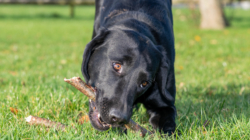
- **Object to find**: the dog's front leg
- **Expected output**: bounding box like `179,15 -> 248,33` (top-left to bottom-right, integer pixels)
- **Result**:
147,106 -> 176,136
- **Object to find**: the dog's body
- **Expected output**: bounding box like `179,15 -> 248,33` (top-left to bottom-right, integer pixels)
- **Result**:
82,0 -> 176,135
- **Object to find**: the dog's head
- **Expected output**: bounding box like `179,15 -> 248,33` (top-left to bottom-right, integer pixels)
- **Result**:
82,28 -> 170,131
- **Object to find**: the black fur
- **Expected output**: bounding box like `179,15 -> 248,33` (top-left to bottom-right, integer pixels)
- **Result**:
82,0 -> 176,135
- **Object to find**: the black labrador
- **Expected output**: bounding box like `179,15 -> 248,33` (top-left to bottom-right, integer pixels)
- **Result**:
82,0 -> 176,135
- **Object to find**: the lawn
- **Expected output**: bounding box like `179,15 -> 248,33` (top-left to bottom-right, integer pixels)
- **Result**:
0,5 -> 249,139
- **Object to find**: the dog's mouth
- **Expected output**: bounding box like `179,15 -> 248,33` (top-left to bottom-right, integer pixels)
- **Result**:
89,100 -> 111,131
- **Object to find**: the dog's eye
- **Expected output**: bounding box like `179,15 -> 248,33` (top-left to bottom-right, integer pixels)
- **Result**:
140,81 -> 148,88
112,63 -> 122,72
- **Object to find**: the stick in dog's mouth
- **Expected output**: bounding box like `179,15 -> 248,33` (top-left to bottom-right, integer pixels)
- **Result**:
64,77 -> 153,137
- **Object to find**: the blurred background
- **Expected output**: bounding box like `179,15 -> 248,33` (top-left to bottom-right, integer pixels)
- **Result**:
0,0 -> 249,139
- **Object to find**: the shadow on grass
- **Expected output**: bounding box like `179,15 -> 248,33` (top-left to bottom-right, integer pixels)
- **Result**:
176,83 -> 250,126
229,17 -> 250,28
134,83 -> 249,127
0,13 -> 94,20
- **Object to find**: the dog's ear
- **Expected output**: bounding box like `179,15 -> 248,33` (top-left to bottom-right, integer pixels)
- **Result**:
155,46 -> 175,104
81,28 -> 109,82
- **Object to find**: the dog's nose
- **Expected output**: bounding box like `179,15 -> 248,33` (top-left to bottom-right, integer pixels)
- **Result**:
109,110 -> 128,124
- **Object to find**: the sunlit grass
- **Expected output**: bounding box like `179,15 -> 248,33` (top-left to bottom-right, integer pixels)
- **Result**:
0,5 -> 249,139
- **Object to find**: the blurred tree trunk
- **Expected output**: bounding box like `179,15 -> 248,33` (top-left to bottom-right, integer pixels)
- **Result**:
70,0 -> 75,18
199,0 -> 229,29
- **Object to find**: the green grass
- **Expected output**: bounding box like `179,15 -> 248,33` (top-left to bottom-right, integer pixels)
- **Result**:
0,5 -> 250,139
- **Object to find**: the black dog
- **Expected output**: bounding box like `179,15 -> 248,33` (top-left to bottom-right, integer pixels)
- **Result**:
82,0 -> 176,135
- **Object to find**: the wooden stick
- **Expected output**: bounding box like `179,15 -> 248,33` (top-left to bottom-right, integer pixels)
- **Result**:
64,77 -> 96,101
25,115 -> 67,130
125,119 -> 153,137
64,77 -> 153,137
